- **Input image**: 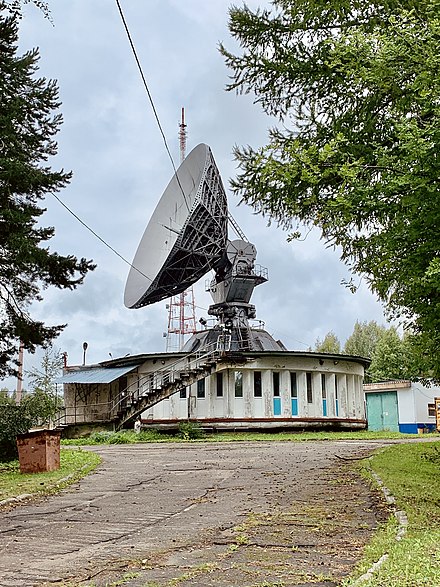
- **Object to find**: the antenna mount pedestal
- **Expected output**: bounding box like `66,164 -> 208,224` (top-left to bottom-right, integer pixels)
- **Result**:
206,239 -> 268,350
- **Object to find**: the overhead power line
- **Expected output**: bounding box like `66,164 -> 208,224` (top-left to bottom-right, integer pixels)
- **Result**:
114,0 -> 190,212
50,192 -> 151,281
49,1 -> 195,281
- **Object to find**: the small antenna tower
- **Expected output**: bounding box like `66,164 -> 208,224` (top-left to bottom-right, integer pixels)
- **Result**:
165,108 -> 198,352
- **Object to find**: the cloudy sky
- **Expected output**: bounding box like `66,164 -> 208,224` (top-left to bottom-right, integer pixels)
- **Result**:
3,0 -> 386,387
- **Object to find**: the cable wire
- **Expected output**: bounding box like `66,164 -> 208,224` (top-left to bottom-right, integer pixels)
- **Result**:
50,192 -> 151,281
49,2 -> 196,284
114,0 -> 190,212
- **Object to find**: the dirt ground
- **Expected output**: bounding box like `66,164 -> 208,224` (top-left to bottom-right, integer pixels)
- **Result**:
0,441 -> 392,587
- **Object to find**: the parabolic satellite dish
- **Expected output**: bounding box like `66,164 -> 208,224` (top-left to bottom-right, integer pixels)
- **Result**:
124,143 -> 228,309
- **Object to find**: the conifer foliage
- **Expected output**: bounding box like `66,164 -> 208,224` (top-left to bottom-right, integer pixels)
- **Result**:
221,0 -> 440,377
0,5 -> 95,377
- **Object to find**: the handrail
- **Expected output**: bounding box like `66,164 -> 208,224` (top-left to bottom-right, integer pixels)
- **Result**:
53,402 -> 113,426
57,336 -> 234,427
206,265 -> 268,292
109,335 -> 232,418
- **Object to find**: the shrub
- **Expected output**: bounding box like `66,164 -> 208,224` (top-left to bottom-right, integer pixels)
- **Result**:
0,399 -> 33,460
178,421 -> 204,440
88,431 -> 114,444
137,429 -> 165,442
0,389 -> 62,461
108,432 -> 131,444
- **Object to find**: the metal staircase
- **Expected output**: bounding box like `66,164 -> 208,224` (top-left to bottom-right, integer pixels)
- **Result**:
113,335 -> 232,429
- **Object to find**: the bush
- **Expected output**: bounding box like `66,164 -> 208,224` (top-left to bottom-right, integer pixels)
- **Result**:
0,400 -> 33,460
137,429 -> 165,442
0,389 -> 62,461
88,431 -> 114,444
108,431 -> 132,444
178,421 -> 204,440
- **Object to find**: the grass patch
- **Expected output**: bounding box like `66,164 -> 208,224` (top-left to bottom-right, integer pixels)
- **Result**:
343,441 -> 440,586
61,429 -> 173,445
199,430 -> 420,442
61,428 -> 427,446
0,448 -> 101,503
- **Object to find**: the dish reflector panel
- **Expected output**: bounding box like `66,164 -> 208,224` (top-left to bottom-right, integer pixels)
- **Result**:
124,143 -> 228,308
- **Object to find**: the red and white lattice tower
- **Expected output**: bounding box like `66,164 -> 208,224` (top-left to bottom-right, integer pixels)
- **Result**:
165,108 -> 198,352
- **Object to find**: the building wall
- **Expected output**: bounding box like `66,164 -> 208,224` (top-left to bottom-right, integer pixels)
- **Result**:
64,381 -> 117,423
142,355 -> 366,424
365,380 -> 440,433
398,382 -> 439,432
61,352 -> 367,429
412,382 -> 440,424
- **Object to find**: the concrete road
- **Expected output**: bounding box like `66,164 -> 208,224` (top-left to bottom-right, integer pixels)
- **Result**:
0,441 -> 391,586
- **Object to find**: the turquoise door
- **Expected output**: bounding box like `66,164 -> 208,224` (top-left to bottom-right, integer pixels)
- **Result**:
291,398 -> 298,416
366,392 -> 399,431
273,397 -> 281,416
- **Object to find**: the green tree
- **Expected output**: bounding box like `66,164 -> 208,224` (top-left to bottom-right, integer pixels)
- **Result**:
344,320 -> 386,358
368,327 -> 408,382
221,1 -> 440,377
26,345 -> 64,421
0,348 -> 64,461
314,331 -> 340,353
3,0 -> 50,19
0,7 -> 95,378
0,387 -> 11,401
0,390 -> 53,460
27,346 -> 63,395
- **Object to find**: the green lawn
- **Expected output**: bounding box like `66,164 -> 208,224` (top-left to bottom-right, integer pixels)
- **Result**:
0,448 -> 101,504
343,442 -> 440,586
61,427 -> 423,445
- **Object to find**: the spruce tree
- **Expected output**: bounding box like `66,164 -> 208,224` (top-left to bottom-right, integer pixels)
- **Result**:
222,0 -> 440,378
0,5 -> 95,377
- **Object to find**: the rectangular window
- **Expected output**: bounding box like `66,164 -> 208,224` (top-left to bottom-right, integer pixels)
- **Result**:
306,372 -> 313,404
290,372 -> 297,398
234,371 -> 243,397
197,378 -> 205,398
179,388 -> 187,399
216,372 -> 223,397
273,372 -> 280,397
428,403 -> 435,417
253,371 -> 262,397
321,374 -> 327,399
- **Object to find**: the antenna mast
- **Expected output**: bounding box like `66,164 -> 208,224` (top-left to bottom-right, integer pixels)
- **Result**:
179,107 -> 187,164
166,108 -> 198,352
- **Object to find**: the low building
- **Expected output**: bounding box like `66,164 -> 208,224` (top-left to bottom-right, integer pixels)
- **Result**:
364,380 -> 439,433
142,351 -> 367,430
59,340 -> 369,432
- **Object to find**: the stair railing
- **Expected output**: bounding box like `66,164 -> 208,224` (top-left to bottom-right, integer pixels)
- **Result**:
110,335 -> 232,420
